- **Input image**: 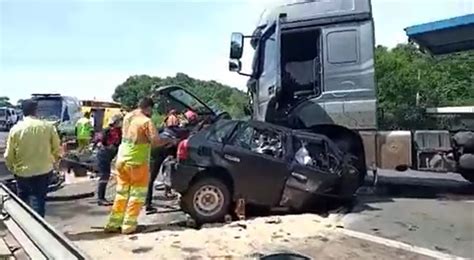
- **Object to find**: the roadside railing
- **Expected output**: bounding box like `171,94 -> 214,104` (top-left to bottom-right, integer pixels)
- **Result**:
0,183 -> 89,260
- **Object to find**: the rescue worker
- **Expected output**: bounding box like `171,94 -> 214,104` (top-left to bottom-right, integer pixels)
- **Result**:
104,97 -> 173,234
4,100 -> 61,217
145,109 -> 186,213
95,114 -> 123,206
76,112 -> 94,152
164,109 -> 179,127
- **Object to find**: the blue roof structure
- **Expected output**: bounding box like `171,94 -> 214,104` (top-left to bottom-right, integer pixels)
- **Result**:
405,14 -> 474,55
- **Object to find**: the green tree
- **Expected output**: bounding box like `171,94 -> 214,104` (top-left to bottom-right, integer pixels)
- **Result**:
0,97 -> 12,107
376,44 -> 474,130
112,73 -> 248,119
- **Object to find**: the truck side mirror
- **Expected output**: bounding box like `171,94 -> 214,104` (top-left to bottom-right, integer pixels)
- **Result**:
229,59 -> 242,72
230,32 -> 244,59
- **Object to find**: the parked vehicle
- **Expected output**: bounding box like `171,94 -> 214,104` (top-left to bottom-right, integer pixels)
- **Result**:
153,85 -> 360,224
81,100 -> 124,133
26,93 -> 82,142
0,107 -> 19,130
228,0 -> 474,183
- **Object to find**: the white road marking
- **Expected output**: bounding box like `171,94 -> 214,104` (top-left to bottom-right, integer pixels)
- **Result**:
336,228 -> 468,260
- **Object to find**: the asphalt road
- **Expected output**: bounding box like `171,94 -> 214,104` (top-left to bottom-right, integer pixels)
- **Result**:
1,130 -> 473,258
345,171 -> 474,258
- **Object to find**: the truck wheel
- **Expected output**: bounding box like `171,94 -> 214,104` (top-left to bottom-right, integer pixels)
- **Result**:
338,155 -> 362,198
181,177 -> 231,224
334,138 -> 366,187
460,170 -> 474,183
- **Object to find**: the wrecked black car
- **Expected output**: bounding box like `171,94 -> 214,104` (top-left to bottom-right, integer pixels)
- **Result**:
152,85 -> 361,224
171,120 -> 361,223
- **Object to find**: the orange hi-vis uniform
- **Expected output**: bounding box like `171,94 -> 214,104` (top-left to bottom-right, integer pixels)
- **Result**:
105,110 -> 158,234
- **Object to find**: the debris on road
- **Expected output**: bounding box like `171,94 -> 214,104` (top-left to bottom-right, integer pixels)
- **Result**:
67,214 -> 442,259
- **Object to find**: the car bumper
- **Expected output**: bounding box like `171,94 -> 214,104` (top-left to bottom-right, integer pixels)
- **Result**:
170,162 -> 205,193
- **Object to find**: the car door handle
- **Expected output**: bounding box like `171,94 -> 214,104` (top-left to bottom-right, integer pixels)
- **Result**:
291,172 -> 308,183
224,154 -> 240,163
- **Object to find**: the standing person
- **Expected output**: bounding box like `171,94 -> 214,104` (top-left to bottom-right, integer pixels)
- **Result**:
76,111 -> 93,152
4,100 -> 61,217
95,114 -> 123,206
104,97 -> 173,234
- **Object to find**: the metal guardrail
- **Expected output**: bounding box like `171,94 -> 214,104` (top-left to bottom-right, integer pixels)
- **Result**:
0,183 -> 89,259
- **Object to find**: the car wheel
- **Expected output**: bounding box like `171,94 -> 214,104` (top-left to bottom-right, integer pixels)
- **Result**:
181,177 -> 231,224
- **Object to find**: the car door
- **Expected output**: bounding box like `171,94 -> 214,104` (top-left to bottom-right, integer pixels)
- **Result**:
280,133 -> 342,209
221,122 -> 289,207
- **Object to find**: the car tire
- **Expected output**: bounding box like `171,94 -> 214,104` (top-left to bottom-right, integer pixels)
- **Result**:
181,177 -> 231,224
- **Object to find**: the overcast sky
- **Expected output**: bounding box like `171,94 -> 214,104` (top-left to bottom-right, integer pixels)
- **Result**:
0,0 -> 473,103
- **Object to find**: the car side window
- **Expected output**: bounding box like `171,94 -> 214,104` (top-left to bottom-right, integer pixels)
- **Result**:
231,125 -> 255,150
206,121 -> 236,143
231,124 -> 284,159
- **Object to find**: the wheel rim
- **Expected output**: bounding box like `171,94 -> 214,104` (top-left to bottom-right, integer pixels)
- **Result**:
193,185 -> 224,217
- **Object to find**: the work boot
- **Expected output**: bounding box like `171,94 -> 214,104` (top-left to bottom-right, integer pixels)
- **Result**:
97,182 -> 108,203
145,205 -> 157,214
97,199 -> 113,206
103,226 -> 121,233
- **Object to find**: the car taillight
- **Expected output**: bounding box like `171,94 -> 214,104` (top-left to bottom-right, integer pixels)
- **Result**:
177,139 -> 189,161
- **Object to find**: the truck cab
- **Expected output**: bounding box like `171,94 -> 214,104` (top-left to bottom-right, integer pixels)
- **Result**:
229,0 -> 376,179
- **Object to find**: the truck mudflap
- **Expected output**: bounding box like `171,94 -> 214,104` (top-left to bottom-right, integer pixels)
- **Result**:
279,163 -> 340,210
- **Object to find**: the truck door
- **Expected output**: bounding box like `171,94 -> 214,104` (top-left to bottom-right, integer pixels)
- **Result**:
255,21 -> 281,122
321,20 -> 376,129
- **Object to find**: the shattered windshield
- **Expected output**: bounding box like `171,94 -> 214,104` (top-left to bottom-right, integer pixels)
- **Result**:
36,98 -> 63,121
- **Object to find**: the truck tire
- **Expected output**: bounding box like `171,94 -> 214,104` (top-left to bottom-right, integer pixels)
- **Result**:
461,172 -> 474,183
458,154 -> 474,183
181,177 -> 231,224
338,154 -> 362,198
453,131 -> 474,153
334,138 -> 366,188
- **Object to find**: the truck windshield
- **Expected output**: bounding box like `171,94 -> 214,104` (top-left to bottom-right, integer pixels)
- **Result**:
36,98 -> 63,121
0,109 -> 5,117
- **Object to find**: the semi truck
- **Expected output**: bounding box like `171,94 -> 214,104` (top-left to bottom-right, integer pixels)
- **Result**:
228,0 -> 474,183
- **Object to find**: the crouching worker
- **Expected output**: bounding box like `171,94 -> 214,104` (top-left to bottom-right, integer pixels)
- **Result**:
4,100 -> 61,217
104,98 -> 174,234
96,114 -> 123,206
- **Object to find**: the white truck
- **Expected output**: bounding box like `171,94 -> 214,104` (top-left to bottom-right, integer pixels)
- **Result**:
0,107 -> 19,130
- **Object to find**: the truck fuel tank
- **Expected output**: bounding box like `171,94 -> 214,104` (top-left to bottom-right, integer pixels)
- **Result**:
377,131 -> 413,171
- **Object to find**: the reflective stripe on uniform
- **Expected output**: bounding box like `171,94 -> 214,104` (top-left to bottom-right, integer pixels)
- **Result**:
116,140 -> 151,165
